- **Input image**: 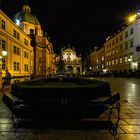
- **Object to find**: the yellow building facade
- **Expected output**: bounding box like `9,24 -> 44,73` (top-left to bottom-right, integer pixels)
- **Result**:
0,10 -> 33,85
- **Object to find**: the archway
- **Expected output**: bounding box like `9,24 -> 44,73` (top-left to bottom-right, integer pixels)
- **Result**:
67,66 -> 73,77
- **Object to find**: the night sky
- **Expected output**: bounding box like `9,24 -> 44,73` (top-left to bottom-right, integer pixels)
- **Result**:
1,0 -> 140,55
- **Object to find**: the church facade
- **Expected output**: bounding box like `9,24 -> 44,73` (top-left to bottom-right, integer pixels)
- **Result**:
60,47 -> 82,77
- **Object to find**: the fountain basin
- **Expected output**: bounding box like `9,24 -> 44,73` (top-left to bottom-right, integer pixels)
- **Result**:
10,78 -> 111,100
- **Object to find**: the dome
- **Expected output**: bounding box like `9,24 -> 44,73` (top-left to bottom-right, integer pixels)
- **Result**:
13,5 -> 40,25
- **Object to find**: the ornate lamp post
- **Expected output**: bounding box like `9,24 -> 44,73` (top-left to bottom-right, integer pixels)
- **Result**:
0,50 -> 8,89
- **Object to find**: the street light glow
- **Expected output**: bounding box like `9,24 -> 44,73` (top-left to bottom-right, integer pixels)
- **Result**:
128,58 -> 132,62
128,15 -> 136,22
15,19 -> 20,26
1,50 -> 7,57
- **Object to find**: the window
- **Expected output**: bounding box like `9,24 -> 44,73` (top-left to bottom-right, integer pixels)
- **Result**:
24,51 -> 28,58
102,56 -> 104,61
120,57 -> 123,63
13,30 -> 16,38
13,46 -> 16,54
125,41 -> 128,49
2,20 -> 5,30
13,30 -> 20,40
107,61 -> 108,66
14,62 -> 16,71
125,31 -> 128,38
13,46 -> 20,55
24,38 -> 28,46
2,40 -> 6,50
109,61 -> 111,66
130,39 -> 134,48
2,58 -> 6,70
17,48 -> 20,55
14,62 -> 20,71
17,32 -> 19,40
112,60 -> 114,65
106,52 -> 108,57
96,65 -> 98,69
125,56 -> 128,63
24,64 -> 29,71
130,28 -> 133,35
102,64 -> 104,68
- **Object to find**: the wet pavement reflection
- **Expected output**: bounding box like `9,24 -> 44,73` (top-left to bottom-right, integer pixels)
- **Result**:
89,77 -> 140,101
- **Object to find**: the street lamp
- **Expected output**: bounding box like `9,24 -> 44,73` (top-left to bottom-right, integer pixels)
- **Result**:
0,50 -> 8,89
128,58 -> 132,72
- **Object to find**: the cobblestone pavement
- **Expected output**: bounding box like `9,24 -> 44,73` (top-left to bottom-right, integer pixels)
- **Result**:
0,78 -> 140,140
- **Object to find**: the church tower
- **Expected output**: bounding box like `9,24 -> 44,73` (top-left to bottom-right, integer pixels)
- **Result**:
14,4 -> 43,36
13,3 -> 55,77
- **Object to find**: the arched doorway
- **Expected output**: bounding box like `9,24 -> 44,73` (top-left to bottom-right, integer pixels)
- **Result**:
67,66 -> 74,77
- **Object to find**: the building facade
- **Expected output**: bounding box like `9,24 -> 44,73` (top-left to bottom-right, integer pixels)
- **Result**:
0,9 -> 33,85
60,46 -> 82,77
88,13 -> 140,75
13,4 -> 55,77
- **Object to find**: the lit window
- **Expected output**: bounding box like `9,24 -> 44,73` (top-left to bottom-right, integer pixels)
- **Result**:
107,61 -> 108,66
102,64 -> 104,68
102,56 -> 104,61
112,60 -> 114,65
120,57 -> 123,63
125,56 -> 128,62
